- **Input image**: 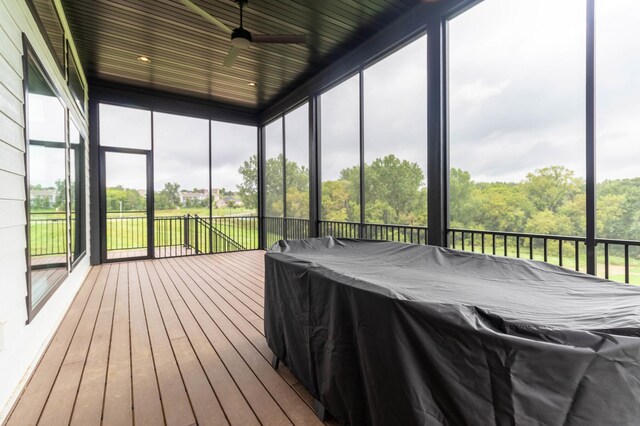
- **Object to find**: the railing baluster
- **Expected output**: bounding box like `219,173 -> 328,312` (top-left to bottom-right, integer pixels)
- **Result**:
625,244 -> 630,284
516,236 -> 520,258
529,237 -> 533,260
604,243 -> 609,279
559,239 -> 563,267
543,238 -> 548,262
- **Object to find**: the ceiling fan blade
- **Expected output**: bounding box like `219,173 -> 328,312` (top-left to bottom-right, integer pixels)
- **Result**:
179,0 -> 233,35
223,46 -> 240,68
252,34 -> 307,44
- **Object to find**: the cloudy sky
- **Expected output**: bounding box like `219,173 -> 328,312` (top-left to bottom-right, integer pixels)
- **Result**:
32,0 -> 640,194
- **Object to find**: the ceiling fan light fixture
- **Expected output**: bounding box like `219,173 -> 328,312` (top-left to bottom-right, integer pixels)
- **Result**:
247,81 -> 256,86
137,55 -> 151,63
231,27 -> 252,48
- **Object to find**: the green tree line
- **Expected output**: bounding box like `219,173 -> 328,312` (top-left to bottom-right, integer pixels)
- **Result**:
238,156 -> 640,241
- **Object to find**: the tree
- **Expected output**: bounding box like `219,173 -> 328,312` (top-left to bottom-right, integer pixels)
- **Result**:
155,182 -> 181,210
54,179 -> 66,210
106,186 -> 146,211
363,155 -> 426,225
523,166 -> 584,213
449,168 -> 476,228
237,155 -> 258,210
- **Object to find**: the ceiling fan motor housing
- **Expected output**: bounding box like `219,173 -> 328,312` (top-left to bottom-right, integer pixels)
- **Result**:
231,27 -> 252,48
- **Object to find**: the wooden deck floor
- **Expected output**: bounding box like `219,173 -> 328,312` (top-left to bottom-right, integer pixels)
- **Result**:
5,251 -> 329,426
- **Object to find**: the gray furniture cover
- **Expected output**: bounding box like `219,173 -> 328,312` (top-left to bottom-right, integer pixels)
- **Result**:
264,237 -> 640,425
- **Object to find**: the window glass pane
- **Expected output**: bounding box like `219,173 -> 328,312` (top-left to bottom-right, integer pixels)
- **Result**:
364,35 -> 427,226
99,103 -> 151,149
321,75 -> 360,222
265,118 -> 284,218
69,120 -> 85,263
596,1 -> 640,282
285,103 -> 309,219
449,0 -> 586,246
26,53 -> 68,311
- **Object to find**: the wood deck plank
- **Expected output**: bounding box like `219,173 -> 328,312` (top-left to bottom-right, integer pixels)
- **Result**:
160,259 -> 293,426
138,260 -> 196,426
6,251 -> 330,426
157,259 -> 261,426
128,262 -> 165,426
102,264 -> 133,426
5,266 -> 102,426
38,266 -> 110,425
144,261 -> 228,426
190,256 -> 264,317
196,255 -> 265,305
165,260 -> 321,425
172,258 -> 301,389
70,264 -> 119,426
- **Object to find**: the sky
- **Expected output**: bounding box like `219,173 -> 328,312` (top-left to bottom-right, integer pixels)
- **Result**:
31,0 -> 640,191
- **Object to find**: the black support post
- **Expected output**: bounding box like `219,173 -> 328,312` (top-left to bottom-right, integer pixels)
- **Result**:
88,95 -> 101,264
309,95 -> 320,237
282,116 -> 287,240
358,69 -> 365,238
258,126 -> 266,249
147,114 -> 155,259
427,18 -> 449,247
585,0 -> 596,275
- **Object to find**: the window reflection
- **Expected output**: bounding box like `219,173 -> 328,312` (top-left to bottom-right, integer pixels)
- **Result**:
26,51 -> 69,312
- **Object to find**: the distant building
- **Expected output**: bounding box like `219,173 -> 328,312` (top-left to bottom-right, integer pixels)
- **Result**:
220,195 -> 244,208
211,188 -> 221,201
137,189 -> 147,198
30,188 -> 56,204
180,189 -> 209,204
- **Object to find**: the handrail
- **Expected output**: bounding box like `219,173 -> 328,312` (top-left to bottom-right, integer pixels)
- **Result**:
187,214 -> 246,251
449,227 -> 585,242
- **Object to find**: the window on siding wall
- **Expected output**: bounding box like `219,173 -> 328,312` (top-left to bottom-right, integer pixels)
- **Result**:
69,119 -> 86,265
25,46 -> 69,318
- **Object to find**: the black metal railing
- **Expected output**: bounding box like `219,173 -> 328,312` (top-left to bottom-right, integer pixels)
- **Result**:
29,212 -> 67,256
596,238 -> 640,284
104,214 -> 257,258
187,215 -> 248,254
287,218 -> 311,240
448,228 -> 586,269
319,220 -> 429,245
208,216 -> 259,251
264,216 -> 285,248
319,220 -> 360,238
106,215 -> 148,252
448,228 -> 640,285
362,223 -> 428,244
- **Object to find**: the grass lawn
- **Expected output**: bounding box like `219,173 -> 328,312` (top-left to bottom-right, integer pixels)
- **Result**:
29,211 -> 640,285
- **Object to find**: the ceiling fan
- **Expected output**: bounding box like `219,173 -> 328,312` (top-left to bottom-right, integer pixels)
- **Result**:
179,0 -> 307,68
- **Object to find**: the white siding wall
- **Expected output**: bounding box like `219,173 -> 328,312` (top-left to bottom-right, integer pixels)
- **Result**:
0,0 -> 90,420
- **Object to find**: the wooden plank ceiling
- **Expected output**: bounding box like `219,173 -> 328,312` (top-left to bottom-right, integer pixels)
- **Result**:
60,0 -> 423,112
